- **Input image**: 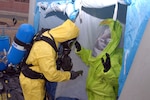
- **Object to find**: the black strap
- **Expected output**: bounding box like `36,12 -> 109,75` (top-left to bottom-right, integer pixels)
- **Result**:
21,64 -> 45,79
21,29 -> 58,80
34,30 -> 58,53
14,36 -> 32,50
40,35 -> 58,52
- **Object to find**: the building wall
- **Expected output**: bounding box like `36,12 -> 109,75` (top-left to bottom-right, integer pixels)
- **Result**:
0,0 -> 29,13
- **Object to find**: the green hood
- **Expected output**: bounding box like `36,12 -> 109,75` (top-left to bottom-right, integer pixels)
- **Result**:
96,18 -> 122,59
76,18 -> 123,100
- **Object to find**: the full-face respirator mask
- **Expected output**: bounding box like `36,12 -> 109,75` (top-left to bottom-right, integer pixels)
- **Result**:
56,38 -> 76,71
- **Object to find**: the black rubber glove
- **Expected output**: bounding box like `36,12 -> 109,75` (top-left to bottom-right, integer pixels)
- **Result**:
101,53 -> 111,72
70,70 -> 83,80
75,41 -> 81,51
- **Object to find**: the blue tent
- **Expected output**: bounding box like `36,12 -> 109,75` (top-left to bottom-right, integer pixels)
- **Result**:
118,0 -> 150,96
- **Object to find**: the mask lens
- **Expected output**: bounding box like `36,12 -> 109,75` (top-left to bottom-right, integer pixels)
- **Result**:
68,39 -> 76,49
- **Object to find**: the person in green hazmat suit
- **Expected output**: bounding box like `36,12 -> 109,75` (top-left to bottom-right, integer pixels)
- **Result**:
74,19 -> 123,100
19,19 -> 82,100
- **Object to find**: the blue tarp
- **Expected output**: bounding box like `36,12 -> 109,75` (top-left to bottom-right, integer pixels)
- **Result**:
34,0 -> 55,33
118,0 -> 150,96
34,0 -> 70,33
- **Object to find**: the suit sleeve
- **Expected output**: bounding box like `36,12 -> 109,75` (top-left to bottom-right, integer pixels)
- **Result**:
75,47 -> 92,67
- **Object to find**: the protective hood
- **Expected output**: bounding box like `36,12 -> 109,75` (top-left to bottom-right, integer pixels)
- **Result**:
92,26 -> 111,57
44,19 -> 79,43
96,19 -> 122,58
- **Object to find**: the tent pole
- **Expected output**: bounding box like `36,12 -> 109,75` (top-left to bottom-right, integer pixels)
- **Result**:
28,0 -> 36,25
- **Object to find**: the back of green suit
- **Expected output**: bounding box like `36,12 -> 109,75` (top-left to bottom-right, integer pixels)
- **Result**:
75,19 -> 123,100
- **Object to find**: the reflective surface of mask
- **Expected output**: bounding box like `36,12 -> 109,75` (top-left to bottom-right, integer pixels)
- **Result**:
92,28 -> 111,57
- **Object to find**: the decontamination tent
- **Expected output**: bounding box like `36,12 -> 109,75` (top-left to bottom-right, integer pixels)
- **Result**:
28,0 -> 150,99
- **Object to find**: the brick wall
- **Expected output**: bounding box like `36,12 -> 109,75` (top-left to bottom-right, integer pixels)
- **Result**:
0,0 -> 29,13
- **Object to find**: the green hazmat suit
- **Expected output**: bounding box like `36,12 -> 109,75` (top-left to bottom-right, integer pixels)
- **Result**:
19,19 -> 79,100
75,19 -> 123,100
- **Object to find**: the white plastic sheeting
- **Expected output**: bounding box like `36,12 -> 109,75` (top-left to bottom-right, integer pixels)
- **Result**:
81,0 -> 126,8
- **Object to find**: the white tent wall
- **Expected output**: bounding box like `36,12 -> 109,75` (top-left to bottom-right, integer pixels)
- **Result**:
28,0 -> 127,99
